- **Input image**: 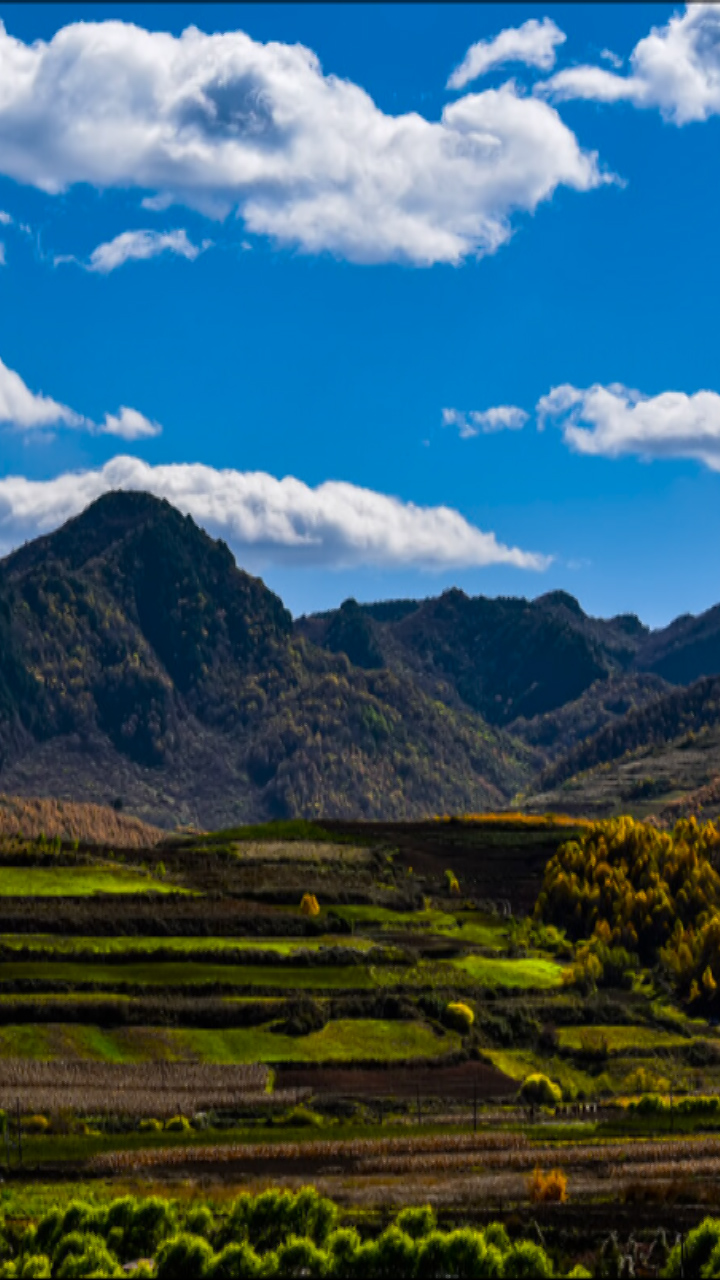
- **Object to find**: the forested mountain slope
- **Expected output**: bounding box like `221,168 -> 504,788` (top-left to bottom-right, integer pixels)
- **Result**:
0,493 -> 530,828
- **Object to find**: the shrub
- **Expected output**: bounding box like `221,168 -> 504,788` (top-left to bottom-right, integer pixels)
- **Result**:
185,1206 -> 216,1241
20,1116 -> 48,1135
209,1242 -> 263,1278
275,1236 -> 328,1278
444,1002 -> 475,1034
56,1240 -> 121,1279
373,1226 -> 417,1276
17,1261 -> 51,1280
395,1206 -> 436,1240
300,895 -> 320,918
504,1240 -> 555,1278
281,1106 -> 324,1129
664,1218 -> 720,1277
156,1233 -> 215,1279
327,1228 -> 362,1272
164,1115 -> 192,1133
528,1168 -> 568,1204
484,1224 -> 510,1254
138,1118 -> 163,1133
444,870 -> 460,895
519,1074 -> 562,1108
122,1196 -> 176,1259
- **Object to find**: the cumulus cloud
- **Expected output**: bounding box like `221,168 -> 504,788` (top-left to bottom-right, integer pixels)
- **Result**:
0,17 -> 607,266
0,354 -> 161,438
442,405 -> 528,438
0,210 -> 10,225
0,243 -> 4,266
539,4 -> 720,125
97,408 -> 161,440
87,228 -> 208,273
538,382 -> 720,470
448,18 -> 566,90
0,456 -> 549,571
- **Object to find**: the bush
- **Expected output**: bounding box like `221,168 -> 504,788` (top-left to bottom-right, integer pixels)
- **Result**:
280,1106 -> 324,1129
122,1196 -> 176,1259
56,1240 -> 121,1279
17,1261 -> 51,1280
209,1242 -> 263,1278
156,1233 -> 215,1279
519,1074 -> 562,1108
275,1236 -> 328,1278
138,1118 -> 163,1133
528,1168 -> 568,1204
444,1002 -> 475,1034
300,895 -> 320,918
185,1206 -> 216,1241
20,1116 -> 48,1135
223,1188 -> 337,1253
664,1218 -> 720,1277
395,1206 -> 436,1240
164,1115 -> 192,1133
504,1240 -> 555,1278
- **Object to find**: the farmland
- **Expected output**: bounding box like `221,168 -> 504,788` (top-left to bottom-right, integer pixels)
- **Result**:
2,815 -> 720,1273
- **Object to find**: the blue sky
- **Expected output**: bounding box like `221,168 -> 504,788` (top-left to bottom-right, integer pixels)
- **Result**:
1,4 -> 719,626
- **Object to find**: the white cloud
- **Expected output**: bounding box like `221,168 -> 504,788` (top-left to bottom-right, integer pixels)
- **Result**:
0,355 -> 84,429
538,382 -> 720,470
0,210 -> 10,225
539,5 -> 720,125
87,228 -> 208,273
0,456 -> 550,571
600,49 -> 623,70
0,353 -> 161,438
98,407 -> 161,440
443,405 -> 528,438
0,17 -> 607,266
448,18 -> 566,91
0,242 -> 4,266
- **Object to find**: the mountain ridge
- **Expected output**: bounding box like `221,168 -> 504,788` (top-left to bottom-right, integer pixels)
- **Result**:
2,490 -> 720,827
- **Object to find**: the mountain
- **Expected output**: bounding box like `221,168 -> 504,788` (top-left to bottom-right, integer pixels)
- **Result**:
297,588 -> 652,724
4,491 -> 720,829
0,492 -> 531,828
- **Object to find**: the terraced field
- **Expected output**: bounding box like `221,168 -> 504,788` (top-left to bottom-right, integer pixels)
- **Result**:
2,813 -> 720,1275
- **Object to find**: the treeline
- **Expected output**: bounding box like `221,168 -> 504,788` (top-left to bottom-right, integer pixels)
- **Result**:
539,675 -> 720,789
535,816 -> 720,1006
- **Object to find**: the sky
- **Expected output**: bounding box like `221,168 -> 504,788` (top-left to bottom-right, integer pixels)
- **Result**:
1,3 -> 719,627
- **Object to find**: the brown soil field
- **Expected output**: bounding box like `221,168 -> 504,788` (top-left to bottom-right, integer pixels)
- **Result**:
320,819 -> 584,914
275,1061 -> 516,1100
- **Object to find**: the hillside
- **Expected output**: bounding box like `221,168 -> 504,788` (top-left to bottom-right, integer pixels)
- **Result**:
297,590 -> 651,725
0,493 -> 530,828
524,677 -> 720,819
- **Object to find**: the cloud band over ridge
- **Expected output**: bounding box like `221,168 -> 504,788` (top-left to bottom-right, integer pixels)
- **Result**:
0,456 -> 550,572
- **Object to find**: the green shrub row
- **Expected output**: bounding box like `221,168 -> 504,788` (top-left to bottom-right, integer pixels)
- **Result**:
0,1189 -> 560,1278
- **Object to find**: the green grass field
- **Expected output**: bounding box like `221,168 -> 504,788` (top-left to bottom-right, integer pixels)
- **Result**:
452,954 -> 565,989
0,934 -> 375,957
0,960 -> 376,990
557,1025 -> 690,1053
0,1019 -> 457,1063
0,866 -> 183,896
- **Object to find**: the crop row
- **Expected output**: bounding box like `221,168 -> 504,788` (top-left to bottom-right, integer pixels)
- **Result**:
0,1086 -> 308,1119
91,1130 -> 528,1173
0,1061 -> 269,1089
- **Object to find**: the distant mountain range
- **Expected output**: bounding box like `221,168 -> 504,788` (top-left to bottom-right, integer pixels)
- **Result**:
1,491 -> 720,827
